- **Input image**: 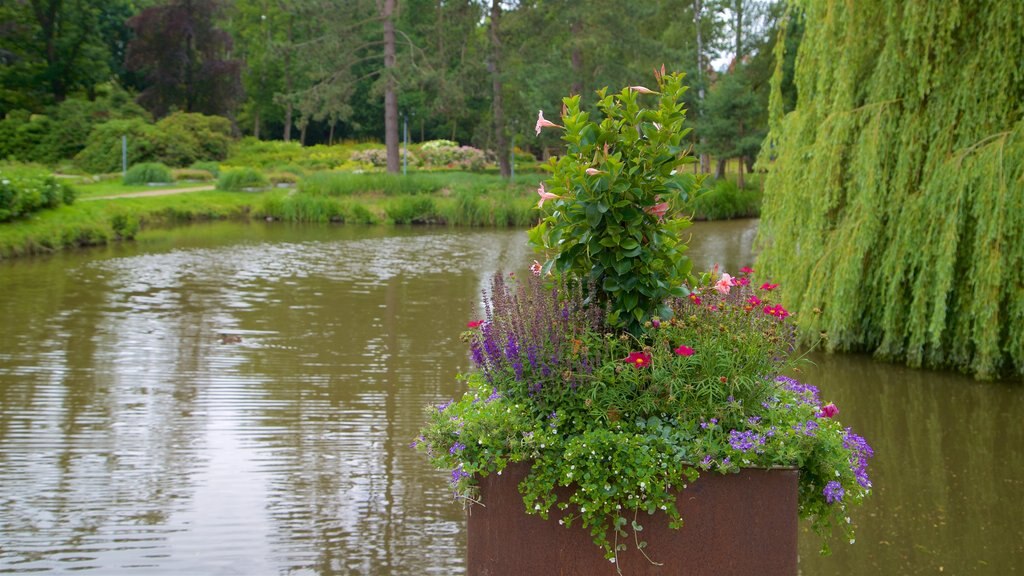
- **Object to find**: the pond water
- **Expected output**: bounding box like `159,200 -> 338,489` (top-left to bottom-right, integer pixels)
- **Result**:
0,220 -> 1020,575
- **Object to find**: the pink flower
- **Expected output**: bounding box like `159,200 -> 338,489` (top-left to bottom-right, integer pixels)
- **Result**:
628,85 -> 659,95
760,283 -> 779,291
467,320 -> 484,328
674,345 -> 695,357
645,201 -> 670,221
585,167 -> 604,176
530,260 -> 543,276
747,296 -> 762,307
624,351 -> 652,368
689,293 -> 702,306
536,182 -> 560,208
762,304 -> 790,319
740,266 -> 755,274
535,110 -> 563,136
715,273 -> 734,295
819,403 -> 840,419
735,276 -> 750,286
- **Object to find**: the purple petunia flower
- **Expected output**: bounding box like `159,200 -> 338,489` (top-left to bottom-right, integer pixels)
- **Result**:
449,441 -> 466,454
451,465 -> 471,486
823,481 -> 844,504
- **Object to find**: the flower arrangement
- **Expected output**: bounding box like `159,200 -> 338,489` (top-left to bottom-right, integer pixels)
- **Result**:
416,69 -> 873,564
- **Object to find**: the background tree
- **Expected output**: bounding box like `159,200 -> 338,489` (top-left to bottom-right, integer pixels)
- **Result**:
126,0 -> 243,118
757,0 -> 1024,380
0,0 -> 135,114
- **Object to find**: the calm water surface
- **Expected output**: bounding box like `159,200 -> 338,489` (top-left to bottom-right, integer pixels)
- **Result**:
0,220 -> 1019,575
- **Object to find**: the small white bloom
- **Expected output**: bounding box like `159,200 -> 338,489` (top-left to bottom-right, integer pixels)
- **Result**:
850,539 -> 856,544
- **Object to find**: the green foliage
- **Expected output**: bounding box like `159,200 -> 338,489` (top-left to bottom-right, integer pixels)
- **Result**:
190,161 -> 221,177
685,178 -> 762,220
75,118 -> 161,174
154,112 -> 233,166
0,162 -> 76,222
418,272 -> 873,560
529,72 -> 702,332
758,0 -> 1024,380
172,168 -> 215,181
217,167 -> 270,191
123,162 -> 172,185
227,138 -> 351,170
299,171 -> 444,197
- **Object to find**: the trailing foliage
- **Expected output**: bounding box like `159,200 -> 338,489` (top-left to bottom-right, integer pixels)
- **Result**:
757,1 -> 1024,379
685,178 -> 762,221
0,163 -> 76,222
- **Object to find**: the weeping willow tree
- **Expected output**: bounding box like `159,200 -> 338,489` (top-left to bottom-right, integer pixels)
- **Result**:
757,1 -> 1024,380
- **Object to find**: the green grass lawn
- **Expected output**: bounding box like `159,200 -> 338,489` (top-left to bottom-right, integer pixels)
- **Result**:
73,178 -> 213,199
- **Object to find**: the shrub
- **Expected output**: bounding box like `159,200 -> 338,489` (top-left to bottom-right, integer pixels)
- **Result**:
171,168 -> 215,181
416,144 -> 486,171
686,178 -> 762,220
124,162 -> 173,185
217,167 -> 270,191
155,112 -> 233,165
75,118 -> 164,174
349,148 -> 393,168
0,162 -> 76,222
190,161 -> 220,177
267,171 -> 299,186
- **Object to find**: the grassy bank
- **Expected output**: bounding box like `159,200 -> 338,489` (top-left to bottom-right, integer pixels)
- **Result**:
1,167 -> 763,259
0,191 -> 254,259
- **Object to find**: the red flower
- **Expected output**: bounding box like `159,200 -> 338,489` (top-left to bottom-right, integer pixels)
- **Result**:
819,403 -> 840,418
689,293 -> 702,306
467,320 -> 484,328
735,276 -> 750,286
624,351 -> 652,368
747,296 -> 762,306
674,345 -> 695,357
762,304 -> 790,319
740,266 -> 755,274
759,283 -> 779,291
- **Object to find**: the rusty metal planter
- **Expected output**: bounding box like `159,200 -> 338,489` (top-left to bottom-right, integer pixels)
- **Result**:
467,461 -> 798,576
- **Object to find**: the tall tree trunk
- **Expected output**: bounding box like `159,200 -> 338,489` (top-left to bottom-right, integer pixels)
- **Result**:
381,0 -> 400,174
694,0 -> 710,174
735,0 -> 743,63
570,19 -> 583,96
254,109 -> 261,139
283,15 -> 294,142
489,0 -> 510,179
715,157 -> 726,180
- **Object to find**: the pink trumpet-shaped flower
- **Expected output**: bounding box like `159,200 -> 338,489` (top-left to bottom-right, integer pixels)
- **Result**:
645,202 -> 670,221
536,182 -> 560,208
530,260 -> 543,276
819,403 -> 840,419
535,110 -> 563,136
629,85 -> 659,95
585,168 -> 605,176
714,273 -> 735,295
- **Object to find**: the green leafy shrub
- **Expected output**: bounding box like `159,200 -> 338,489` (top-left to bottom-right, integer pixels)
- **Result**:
75,118 -> 163,174
190,161 -> 221,177
217,167 -> 270,191
529,73 -> 702,332
686,178 -> 762,220
0,162 -> 76,222
123,162 -> 173,185
267,171 -> 299,186
415,144 -> 486,171
227,138 -> 351,170
155,112 -> 233,166
171,168 -> 215,181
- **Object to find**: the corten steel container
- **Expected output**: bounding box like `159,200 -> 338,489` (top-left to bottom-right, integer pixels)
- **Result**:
466,462 -> 798,576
